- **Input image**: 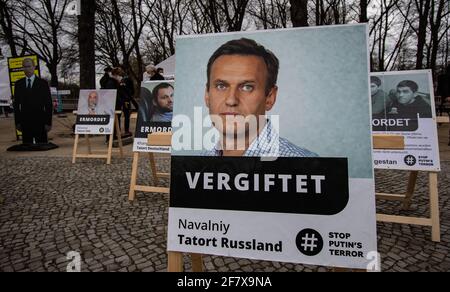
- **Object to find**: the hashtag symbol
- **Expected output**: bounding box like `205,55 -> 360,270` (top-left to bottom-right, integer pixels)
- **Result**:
301,233 -> 318,252
296,229 -> 323,256
404,155 -> 416,166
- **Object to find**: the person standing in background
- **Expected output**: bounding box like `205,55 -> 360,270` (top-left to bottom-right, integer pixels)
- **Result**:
143,64 -> 156,82
100,66 -> 112,89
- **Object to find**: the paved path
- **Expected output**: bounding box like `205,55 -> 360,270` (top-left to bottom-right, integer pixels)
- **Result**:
0,156 -> 449,272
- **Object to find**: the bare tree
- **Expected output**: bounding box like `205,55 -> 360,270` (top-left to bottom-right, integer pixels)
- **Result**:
313,0 -> 352,25
290,0 -> 309,26
147,0 -> 188,62
185,0 -> 216,34
248,0 -> 290,29
368,0 -> 403,71
96,0 -> 155,84
395,0 -> 431,69
359,0 -> 368,22
193,0 -> 250,32
12,0 -> 71,86
95,1 -> 121,67
428,0 -> 449,73
0,0 -> 19,56
414,0 -> 432,69
79,0 -> 96,89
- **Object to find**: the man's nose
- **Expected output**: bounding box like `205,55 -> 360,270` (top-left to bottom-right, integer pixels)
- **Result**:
225,87 -> 239,106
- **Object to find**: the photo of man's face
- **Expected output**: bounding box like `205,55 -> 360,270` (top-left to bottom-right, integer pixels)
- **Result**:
370,83 -> 379,96
88,92 -> 98,110
155,86 -> 174,112
396,86 -> 415,104
205,55 -> 276,136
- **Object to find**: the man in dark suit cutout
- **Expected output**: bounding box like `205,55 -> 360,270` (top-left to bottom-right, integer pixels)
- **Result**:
13,58 -> 53,144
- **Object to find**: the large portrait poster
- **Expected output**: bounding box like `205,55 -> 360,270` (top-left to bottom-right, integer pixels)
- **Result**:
168,24 -> 378,270
8,55 -> 40,96
371,70 -> 440,171
133,81 -> 174,153
75,90 -> 116,135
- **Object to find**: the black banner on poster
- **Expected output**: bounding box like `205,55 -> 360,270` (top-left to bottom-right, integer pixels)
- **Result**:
76,115 -> 111,125
372,113 -> 419,132
135,121 -> 172,138
170,157 -> 349,215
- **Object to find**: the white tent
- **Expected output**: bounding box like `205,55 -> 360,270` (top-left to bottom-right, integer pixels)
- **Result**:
0,60 -> 12,104
156,55 -> 175,78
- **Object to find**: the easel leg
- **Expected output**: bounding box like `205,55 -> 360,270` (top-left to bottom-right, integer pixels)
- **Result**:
402,171 -> 418,210
115,114 -> 124,158
149,153 -> 159,185
191,254 -> 203,272
129,152 -> 139,201
107,133 -> 114,165
429,172 -> 441,242
72,134 -> 79,164
167,251 -> 184,272
85,135 -> 92,154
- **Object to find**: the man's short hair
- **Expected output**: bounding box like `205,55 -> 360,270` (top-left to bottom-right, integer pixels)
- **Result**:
370,76 -> 381,87
157,67 -> 164,74
88,91 -> 98,98
397,80 -> 418,92
104,66 -> 112,73
206,38 -> 279,95
111,67 -> 125,77
152,82 -> 174,103
146,64 -> 156,72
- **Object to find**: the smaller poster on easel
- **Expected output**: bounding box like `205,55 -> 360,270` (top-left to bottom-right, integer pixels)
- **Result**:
75,89 -> 117,135
371,70 -> 440,171
133,81 -> 174,153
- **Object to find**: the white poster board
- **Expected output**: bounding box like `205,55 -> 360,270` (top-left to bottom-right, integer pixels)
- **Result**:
75,89 -> 116,135
371,70 -> 440,171
168,25 -> 378,270
133,81 -> 174,153
0,62 -> 12,105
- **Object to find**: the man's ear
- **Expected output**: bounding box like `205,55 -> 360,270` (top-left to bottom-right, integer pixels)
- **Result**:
265,86 -> 278,111
204,85 -> 210,108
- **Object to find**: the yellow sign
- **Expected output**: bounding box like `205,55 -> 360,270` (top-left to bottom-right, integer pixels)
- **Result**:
7,55 -> 41,96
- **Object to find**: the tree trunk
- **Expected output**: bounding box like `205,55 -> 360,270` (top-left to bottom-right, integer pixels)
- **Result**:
290,0 -> 308,27
429,0 -> 445,74
416,0 -> 431,69
359,0 -> 368,23
49,62 -> 59,88
78,0 -> 96,89
0,0 -> 18,57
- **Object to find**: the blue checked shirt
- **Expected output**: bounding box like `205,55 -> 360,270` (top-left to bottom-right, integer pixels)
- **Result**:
203,120 -> 318,157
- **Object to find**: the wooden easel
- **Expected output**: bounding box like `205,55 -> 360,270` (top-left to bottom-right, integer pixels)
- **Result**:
168,252 -> 203,272
128,132 -> 171,201
126,132 -> 203,271
373,129 -> 445,242
72,111 -> 124,165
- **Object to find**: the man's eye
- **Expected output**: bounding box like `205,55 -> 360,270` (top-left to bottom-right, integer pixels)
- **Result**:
216,84 -> 227,90
241,84 -> 254,92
